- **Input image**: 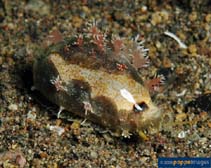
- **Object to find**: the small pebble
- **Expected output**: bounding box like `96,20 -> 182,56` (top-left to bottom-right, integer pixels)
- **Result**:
39,152 -> 48,159
0,57 -> 3,65
205,14 -> 211,23
25,0 -> 50,15
82,6 -> 91,15
207,122 -> 211,128
178,131 -> 186,139
199,137 -> 207,144
189,12 -> 197,22
155,41 -> 162,49
175,113 -> 187,122
151,12 -> 162,26
48,125 -> 65,136
71,16 -> 83,28
27,111 -> 37,120
151,11 -> 169,26
188,44 -> 197,54
8,103 -> 18,111
71,121 -> 81,136
162,56 -> 172,68
90,151 -> 98,159
140,6 -> 148,13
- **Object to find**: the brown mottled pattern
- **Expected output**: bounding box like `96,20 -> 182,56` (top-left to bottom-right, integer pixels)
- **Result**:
49,53 -> 160,131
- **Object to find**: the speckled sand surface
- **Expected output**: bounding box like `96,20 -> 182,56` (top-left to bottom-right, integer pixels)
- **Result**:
0,0 -> 211,167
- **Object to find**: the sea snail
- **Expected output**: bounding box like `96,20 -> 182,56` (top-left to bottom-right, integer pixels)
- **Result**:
33,23 -> 161,137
